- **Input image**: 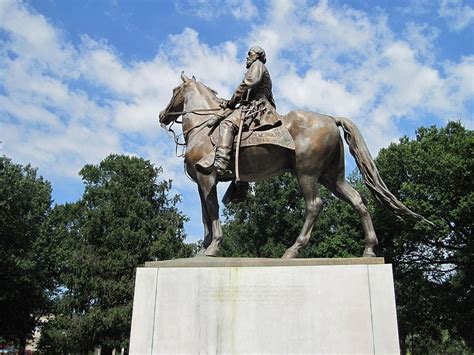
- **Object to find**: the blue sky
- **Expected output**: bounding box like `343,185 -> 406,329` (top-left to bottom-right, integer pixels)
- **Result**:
1,0 -> 473,243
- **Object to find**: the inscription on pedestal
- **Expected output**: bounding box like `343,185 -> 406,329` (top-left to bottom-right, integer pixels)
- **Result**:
205,284 -> 305,305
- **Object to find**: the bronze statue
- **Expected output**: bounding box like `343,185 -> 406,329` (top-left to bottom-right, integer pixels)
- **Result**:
159,49 -> 430,258
195,46 -> 278,202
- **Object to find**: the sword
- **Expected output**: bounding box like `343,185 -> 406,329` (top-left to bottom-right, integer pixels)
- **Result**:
235,89 -> 251,182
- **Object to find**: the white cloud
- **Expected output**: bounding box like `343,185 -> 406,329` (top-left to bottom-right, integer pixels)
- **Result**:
404,22 -> 439,63
441,55 -> 474,126
0,1 -> 117,177
395,0 -> 436,16
377,42 -> 441,108
78,37 -> 133,96
175,0 -> 258,21
438,0 -> 474,31
166,28 -> 241,92
311,0 -> 377,52
278,70 -> 361,117
230,0 -> 258,20
113,97 -> 162,132
0,0 -> 76,76
0,96 -> 61,128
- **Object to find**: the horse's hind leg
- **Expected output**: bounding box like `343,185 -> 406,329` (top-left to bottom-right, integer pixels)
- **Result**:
282,175 -> 323,258
323,177 -> 378,257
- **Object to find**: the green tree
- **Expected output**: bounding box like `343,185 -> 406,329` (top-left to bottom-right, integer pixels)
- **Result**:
0,156 -> 53,351
39,154 -> 194,354
374,122 -> 473,354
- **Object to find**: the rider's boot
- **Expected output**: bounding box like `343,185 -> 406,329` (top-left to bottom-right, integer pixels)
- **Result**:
195,122 -> 235,175
214,126 -> 234,175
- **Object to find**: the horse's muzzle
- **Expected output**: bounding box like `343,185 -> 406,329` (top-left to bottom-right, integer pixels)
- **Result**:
158,110 -> 165,123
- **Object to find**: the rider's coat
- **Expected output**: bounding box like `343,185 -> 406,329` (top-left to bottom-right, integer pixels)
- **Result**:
228,60 -> 276,109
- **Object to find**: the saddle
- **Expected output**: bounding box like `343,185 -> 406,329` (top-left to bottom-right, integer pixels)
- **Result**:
210,100 -> 295,151
210,122 -> 295,150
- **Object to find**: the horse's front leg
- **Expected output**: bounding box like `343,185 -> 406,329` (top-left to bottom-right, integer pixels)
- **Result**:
197,172 -> 223,256
197,185 -> 213,253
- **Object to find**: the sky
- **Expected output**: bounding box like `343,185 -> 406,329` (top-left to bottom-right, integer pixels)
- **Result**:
1,0 -> 473,244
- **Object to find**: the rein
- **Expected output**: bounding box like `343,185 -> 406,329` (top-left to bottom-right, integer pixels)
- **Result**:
161,107 -> 222,157
162,108 -> 221,118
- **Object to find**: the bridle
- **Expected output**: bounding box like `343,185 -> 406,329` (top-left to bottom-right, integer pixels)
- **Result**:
161,82 -> 222,120
162,107 -> 222,120
160,83 -> 221,157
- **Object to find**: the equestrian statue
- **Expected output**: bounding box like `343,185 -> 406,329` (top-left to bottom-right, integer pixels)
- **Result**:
159,46 -> 430,258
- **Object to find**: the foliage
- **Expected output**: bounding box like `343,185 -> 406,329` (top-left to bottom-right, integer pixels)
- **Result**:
406,329 -> 472,355
39,155 -> 194,353
0,157 -> 53,348
374,121 -> 473,353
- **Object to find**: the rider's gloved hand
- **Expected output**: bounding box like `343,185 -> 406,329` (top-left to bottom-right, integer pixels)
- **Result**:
227,97 -> 237,109
218,99 -> 228,109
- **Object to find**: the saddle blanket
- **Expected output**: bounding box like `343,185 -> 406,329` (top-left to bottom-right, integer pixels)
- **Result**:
211,123 -> 295,151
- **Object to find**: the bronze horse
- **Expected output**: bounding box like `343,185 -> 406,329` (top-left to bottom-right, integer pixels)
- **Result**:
159,73 -> 428,258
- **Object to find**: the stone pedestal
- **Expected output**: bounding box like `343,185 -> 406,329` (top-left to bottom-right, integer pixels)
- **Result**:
130,257 -> 399,354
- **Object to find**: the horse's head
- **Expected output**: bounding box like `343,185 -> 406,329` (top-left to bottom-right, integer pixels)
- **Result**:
159,72 -> 219,127
159,72 -> 194,126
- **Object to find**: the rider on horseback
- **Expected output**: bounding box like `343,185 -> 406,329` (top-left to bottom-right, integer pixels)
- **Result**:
196,46 -> 276,175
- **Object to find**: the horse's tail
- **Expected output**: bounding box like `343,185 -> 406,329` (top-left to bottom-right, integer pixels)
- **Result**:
332,116 -> 433,225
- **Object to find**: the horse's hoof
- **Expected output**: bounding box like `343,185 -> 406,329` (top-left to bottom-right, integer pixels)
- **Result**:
204,247 -> 219,257
362,249 -> 376,257
282,249 -> 298,258
195,252 -> 211,258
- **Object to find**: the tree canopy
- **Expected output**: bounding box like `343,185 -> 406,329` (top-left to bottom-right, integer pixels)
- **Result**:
39,154 -> 194,353
374,121 -> 473,353
0,157 -> 53,349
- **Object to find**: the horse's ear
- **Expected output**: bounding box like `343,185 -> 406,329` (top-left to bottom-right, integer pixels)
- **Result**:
181,71 -> 190,82
192,75 -> 196,81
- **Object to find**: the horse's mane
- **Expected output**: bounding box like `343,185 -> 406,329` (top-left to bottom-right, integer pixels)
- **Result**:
198,81 -> 218,98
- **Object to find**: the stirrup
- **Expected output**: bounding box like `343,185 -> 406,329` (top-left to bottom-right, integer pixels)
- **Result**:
223,181 -> 249,204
